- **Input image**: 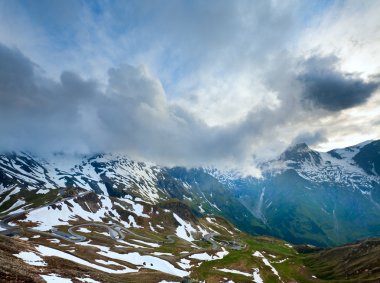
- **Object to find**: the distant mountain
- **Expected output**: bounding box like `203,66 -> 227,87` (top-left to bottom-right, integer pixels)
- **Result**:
210,140 -> 380,246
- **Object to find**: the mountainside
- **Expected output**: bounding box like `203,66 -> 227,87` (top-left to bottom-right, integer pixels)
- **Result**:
0,152 -> 267,240
0,186 -> 319,283
209,140 -> 380,246
304,237 -> 380,281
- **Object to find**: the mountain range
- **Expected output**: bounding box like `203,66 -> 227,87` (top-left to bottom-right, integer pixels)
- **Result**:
1,140 -> 380,282
2,140 -> 380,247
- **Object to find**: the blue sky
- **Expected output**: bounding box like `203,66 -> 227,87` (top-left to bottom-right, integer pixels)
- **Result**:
0,0 -> 379,173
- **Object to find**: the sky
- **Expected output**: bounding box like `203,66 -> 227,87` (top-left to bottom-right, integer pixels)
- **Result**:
0,0 -> 380,174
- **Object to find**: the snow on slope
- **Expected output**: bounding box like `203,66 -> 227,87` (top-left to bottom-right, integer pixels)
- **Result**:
97,248 -> 189,277
41,274 -> 73,283
189,248 -> 229,261
14,251 -> 47,266
36,245 -> 138,274
173,213 -> 196,242
210,141 -> 380,194
0,152 -> 164,203
0,152 -> 58,191
172,213 -> 214,243
216,268 -> 251,277
289,143 -> 380,191
330,140 -> 373,160
1,199 -> 27,214
253,251 -> 281,281
20,194 -> 142,231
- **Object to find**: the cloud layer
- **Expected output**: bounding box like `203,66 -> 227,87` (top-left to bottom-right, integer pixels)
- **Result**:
1,1 -> 380,173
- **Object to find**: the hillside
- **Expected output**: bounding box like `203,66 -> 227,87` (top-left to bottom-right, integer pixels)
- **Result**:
211,140 -> 380,246
304,238 -> 380,282
0,187 -> 319,282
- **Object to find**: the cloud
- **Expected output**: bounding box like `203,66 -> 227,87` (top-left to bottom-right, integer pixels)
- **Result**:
0,44 -> 242,168
292,130 -> 327,147
0,0 -> 307,103
0,42 -> 310,174
1,0 -> 380,173
0,43 -> 101,153
298,55 -> 380,111
2,41 -> 378,175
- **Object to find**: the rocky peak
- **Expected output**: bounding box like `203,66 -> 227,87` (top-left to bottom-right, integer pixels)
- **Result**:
280,143 -> 322,165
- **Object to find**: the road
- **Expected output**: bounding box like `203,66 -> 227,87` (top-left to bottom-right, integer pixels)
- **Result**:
203,233 -> 219,250
0,191 -> 91,237
0,189 -> 176,245
202,233 -> 245,251
68,223 -> 123,241
0,189 -> 244,252
45,222 -> 176,247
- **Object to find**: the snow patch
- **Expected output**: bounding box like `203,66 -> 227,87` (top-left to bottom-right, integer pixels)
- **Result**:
189,248 -> 229,261
253,268 -> 264,283
76,278 -> 101,283
216,268 -> 251,277
132,239 -> 160,248
36,245 -> 138,274
173,213 -> 196,242
177,258 -> 192,270
14,251 -> 47,266
97,248 -> 189,277
41,274 -> 73,282
253,251 -> 281,281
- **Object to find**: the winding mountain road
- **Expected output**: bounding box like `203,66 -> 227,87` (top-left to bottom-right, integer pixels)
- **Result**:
0,191 -> 91,237
0,190 -> 243,252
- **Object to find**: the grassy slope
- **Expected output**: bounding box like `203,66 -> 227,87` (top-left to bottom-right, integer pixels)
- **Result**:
194,235 -> 320,283
303,238 -> 380,282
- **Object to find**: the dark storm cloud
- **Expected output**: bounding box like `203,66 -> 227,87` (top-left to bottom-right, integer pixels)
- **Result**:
0,44 -> 35,103
0,43 -> 101,152
298,55 -> 380,111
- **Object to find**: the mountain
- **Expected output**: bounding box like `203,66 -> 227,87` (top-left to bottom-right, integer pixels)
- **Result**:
2,141 -> 380,248
0,183 -> 319,282
211,140 -> 380,247
0,152 -> 267,239
1,141 -> 380,282
0,152 -> 275,282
